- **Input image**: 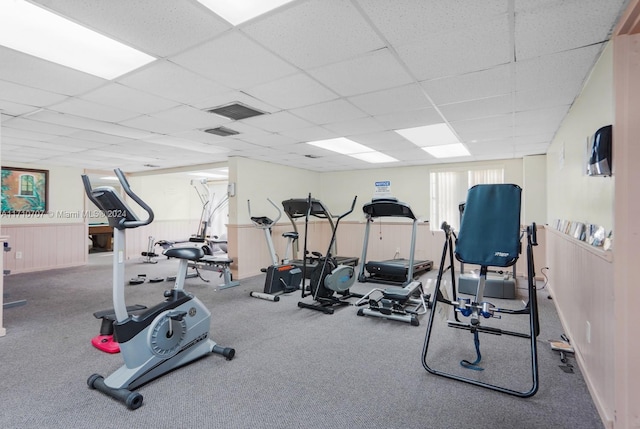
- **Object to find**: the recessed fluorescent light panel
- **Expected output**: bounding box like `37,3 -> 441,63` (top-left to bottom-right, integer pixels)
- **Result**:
0,0 -> 155,80
395,123 -> 460,146
395,123 -> 470,158
197,0 -> 295,25
307,137 -> 398,164
422,143 -> 470,158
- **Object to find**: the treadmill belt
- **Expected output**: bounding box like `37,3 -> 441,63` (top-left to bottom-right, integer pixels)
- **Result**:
365,258 -> 432,281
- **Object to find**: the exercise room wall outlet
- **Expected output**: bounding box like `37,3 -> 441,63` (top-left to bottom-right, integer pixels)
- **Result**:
15,251 -> 22,259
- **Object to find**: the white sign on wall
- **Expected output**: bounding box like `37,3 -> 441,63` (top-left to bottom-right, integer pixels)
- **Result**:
374,181 -> 391,198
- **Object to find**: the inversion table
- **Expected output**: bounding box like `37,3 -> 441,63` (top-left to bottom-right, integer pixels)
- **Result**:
421,184 -> 540,397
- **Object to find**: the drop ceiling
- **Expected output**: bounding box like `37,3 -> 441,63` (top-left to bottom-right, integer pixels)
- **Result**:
0,0 -> 629,173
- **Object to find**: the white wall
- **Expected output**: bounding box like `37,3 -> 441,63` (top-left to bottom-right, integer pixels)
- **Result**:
522,154 -> 547,226
544,41 -> 616,427
546,43 -> 615,230
229,156 -> 321,225
318,158 -> 524,224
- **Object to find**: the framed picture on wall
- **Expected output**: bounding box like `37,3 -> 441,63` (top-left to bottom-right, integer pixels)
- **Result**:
1,167 -> 49,214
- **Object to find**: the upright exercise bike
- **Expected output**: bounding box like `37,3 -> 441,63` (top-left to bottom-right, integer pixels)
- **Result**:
248,198 -> 302,301
83,169 -> 235,410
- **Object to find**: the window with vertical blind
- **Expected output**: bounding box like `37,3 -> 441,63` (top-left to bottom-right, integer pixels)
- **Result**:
429,167 -> 504,231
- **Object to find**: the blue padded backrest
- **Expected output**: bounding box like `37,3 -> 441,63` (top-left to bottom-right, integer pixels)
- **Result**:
455,184 -> 521,267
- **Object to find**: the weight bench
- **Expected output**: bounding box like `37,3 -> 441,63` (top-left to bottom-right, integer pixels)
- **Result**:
421,184 -> 540,397
188,255 -> 239,289
356,280 -> 428,326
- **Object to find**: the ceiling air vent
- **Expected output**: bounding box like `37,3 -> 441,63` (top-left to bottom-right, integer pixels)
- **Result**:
204,126 -> 240,137
206,102 -> 265,120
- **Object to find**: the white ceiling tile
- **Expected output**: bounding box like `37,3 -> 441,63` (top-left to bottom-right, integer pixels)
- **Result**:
290,100 -> 367,125
515,0 -> 626,60
171,129 -> 230,145
513,133 -> 555,146
47,135 -> 114,150
118,114 -> 191,135
150,105 -> 230,131
373,107 -> 442,130
236,133 -> 297,148
358,0 -> 509,45
466,138 -> 513,151
277,142 -> 333,156
81,83 -> 179,115
515,44 -> 602,93
117,60 -> 229,105
309,49 -> 414,97
143,135 -> 229,155
244,73 -> 337,110
1,127 -> 59,142
32,0 -> 231,57
0,99 -> 41,116
219,121 -> 269,137
193,90 -> 278,113
242,111 -> 313,133
203,139 -> 266,152
0,47 -> 106,95
48,98 -> 141,122
322,116 -> 386,136
66,130 -> 134,145
27,110 -> 156,139
171,31 -> 298,90
382,147 -> 435,162
513,142 -> 550,157
348,83 -> 432,116
516,86 -> 579,112
16,139 -> 100,154
438,94 -> 513,122
450,115 -> 514,142
515,105 -> 570,130
2,116 -> 81,136
396,14 -> 512,81
421,64 -> 513,105
0,79 -> 69,106
279,126 -> 338,142
350,131 -> 417,151
243,0 -> 385,69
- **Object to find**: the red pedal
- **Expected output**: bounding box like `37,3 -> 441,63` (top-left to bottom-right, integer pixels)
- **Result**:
91,335 -> 120,353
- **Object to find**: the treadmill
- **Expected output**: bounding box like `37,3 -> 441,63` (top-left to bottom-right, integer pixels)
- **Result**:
282,197 -> 359,278
358,197 -> 433,286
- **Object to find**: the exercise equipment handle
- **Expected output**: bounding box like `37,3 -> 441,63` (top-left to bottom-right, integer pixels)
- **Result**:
247,198 -> 282,227
114,168 -> 154,228
336,195 -> 358,220
82,168 -> 154,229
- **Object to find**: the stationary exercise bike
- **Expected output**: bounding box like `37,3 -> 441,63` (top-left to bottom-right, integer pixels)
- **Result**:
298,194 -> 362,314
248,198 -> 302,301
83,169 -> 235,410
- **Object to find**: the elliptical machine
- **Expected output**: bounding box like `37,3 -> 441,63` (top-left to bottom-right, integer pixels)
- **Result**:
248,198 -> 302,302
298,194 -> 362,314
83,169 -> 234,410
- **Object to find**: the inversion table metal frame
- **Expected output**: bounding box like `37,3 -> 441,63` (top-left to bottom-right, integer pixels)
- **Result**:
421,184 -> 540,397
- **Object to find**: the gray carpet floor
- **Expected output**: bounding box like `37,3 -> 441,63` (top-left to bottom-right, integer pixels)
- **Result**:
0,252 -> 603,429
